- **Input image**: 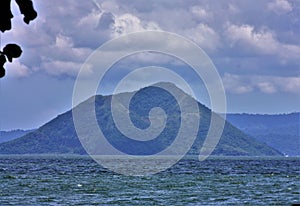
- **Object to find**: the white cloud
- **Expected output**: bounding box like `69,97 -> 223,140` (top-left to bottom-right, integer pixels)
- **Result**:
77,9 -> 102,29
225,23 -> 300,60
5,60 -> 31,78
2,0 -> 300,131
50,34 -> 92,61
276,77 -> 300,93
2,0 -> 299,79
226,24 -> 278,54
55,34 -> 73,48
6,20 -> 54,48
223,73 -> 253,94
223,73 -> 300,94
185,23 -> 220,51
257,82 -> 277,94
112,13 -> 160,37
268,0 -> 293,14
190,6 -> 211,21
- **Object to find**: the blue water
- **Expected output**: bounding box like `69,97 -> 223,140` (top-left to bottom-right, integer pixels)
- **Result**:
0,156 -> 299,205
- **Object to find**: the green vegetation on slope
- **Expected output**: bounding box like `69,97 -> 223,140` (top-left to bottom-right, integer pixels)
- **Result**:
0,83 -> 282,156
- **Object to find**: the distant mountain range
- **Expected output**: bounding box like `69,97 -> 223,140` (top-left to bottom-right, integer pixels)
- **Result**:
227,113 -> 299,156
0,83 -> 282,156
0,129 -> 34,144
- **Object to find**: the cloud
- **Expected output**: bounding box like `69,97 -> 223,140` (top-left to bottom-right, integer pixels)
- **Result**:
101,1 -> 120,14
55,34 -> 73,48
185,23 -> 220,51
226,24 -> 278,54
5,60 -> 30,78
223,73 -> 300,94
1,0 -> 299,79
2,1 -> 98,77
190,6 -> 211,21
96,12 -> 115,30
112,13 -> 160,37
2,0 -> 300,130
225,23 -> 300,60
3,0 -> 165,77
268,0 -> 293,14
257,82 -> 277,94
30,34 -> 93,76
223,73 -> 253,94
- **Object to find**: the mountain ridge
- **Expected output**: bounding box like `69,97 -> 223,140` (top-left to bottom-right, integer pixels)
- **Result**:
0,82 -> 282,156
226,112 -> 299,156
0,129 -> 34,144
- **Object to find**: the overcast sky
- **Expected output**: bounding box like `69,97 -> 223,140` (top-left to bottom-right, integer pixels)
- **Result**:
0,0 -> 299,130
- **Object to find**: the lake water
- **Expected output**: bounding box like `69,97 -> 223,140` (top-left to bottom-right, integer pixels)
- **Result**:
0,156 -> 299,205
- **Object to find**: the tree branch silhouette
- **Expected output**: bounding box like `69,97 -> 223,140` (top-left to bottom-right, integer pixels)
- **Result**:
0,0 -> 37,78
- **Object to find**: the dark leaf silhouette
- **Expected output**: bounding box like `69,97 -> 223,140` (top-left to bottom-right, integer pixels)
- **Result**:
15,0 -> 38,24
0,55 -> 7,78
0,68 -> 5,78
0,43 -> 22,78
0,0 -> 14,33
0,0 -> 37,32
3,43 -> 22,62
0,0 -> 37,78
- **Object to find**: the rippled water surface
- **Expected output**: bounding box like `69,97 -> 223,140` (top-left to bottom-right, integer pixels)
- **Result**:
0,156 -> 299,205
